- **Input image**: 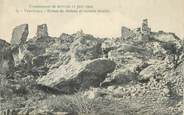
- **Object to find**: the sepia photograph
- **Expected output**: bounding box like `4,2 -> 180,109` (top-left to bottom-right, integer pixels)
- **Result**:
0,0 -> 183,114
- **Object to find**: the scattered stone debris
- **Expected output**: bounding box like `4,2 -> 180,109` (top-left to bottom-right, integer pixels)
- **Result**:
70,34 -> 102,61
0,20 -> 183,115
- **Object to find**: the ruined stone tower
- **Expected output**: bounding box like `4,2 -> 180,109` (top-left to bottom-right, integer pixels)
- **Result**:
141,19 -> 151,35
121,26 -> 134,39
36,24 -> 48,38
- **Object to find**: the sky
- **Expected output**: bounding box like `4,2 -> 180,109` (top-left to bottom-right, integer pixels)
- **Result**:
0,0 -> 184,42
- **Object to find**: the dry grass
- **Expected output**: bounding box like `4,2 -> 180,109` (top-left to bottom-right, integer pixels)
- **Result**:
0,74 -> 182,115
37,92 -> 181,115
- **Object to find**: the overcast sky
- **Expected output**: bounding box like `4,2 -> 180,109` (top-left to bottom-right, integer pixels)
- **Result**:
0,0 -> 184,42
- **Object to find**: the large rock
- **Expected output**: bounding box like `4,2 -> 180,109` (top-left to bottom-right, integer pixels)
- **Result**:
138,58 -> 172,81
10,24 -> 29,65
0,51 -> 14,74
0,39 -> 10,48
108,44 -> 147,69
152,31 -> 180,43
11,45 -> 28,66
12,33 -> 54,62
145,41 -> 167,56
11,24 -> 29,45
11,31 -> 74,75
71,35 -> 102,61
37,59 -> 116,93
139,65 -> 156,80
0,39 -> 14,74
165,62 -> 184,97
55,33 -> 76,52
101,69 -> 137,87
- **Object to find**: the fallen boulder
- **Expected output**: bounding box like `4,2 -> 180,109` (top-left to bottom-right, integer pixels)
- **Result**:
138,60 -> 169,81
101,70 -> 137,87
37,59 -> 116,93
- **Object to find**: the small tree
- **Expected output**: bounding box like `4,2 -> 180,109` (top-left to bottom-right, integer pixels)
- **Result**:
162,40 -> 184,68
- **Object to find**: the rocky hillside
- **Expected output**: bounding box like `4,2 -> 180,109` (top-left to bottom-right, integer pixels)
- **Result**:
0,19 -> 183,115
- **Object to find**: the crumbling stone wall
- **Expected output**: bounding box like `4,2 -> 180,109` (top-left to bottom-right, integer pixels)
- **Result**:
141,19 -> 151,35
36,24 -> 48,38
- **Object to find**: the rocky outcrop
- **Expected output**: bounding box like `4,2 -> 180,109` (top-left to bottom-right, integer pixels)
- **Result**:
71,34 -> 102,61
138,61 -> 168,81
0,39 -> 14,74
37,59 -> 116,93
152,31 -> 180,43
10,24 -> 29,66
10,24 -> 29,45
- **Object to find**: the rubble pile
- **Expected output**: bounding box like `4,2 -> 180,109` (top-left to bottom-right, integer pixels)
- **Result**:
0,19 -> 183,115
